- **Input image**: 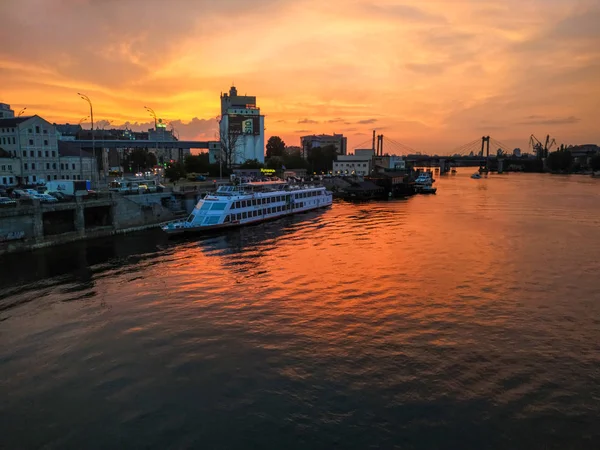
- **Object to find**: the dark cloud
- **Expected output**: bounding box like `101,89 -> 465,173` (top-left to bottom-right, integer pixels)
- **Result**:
327,118 -> 344,123
357,118 -> 377,124
294,129 -> 311,133
517,115 -> 580,126
298,118 -> 319,124
405,63 -> 446,75
363,2 -> 446,24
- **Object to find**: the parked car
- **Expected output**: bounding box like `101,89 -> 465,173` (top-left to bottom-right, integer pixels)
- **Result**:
0,197 -> 17,207
12,189 -> 31,199
48,191 -> 72,202
32,193 -> 58,203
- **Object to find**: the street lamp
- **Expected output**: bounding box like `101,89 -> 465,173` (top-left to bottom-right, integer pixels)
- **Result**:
144,106 -> 160,169
77,92 -> 95,183
144,106 -> 158,129
17,107 -> 27,117
100,120 -> 113,179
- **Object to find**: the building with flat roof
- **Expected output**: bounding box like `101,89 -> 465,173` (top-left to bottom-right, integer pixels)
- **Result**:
0,103 -> 15,119
301,133 -> 347,158
333,149 -> 374,176
218,85 -> 265,165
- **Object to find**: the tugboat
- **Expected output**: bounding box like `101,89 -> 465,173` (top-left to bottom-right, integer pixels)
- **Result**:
162,181 -> 332,236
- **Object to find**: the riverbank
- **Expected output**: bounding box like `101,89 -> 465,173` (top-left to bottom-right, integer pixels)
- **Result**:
0,192 -> 187,256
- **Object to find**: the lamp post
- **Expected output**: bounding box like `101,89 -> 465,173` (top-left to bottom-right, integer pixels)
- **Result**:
77,115 -> 89,180
100,120 -> 113,180
144,106 -> 159,174
17,107 -> 27,117
77,93 -> 94,184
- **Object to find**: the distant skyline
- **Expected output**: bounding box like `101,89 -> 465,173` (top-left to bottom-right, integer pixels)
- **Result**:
1,0 -> 599,154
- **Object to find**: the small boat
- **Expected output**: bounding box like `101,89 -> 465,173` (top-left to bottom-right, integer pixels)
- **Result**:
414,173 -> 435,185
420,185 -> 437,194
471,173 -> 481,179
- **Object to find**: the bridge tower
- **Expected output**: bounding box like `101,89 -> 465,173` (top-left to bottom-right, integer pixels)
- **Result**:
480,136 -> 490,173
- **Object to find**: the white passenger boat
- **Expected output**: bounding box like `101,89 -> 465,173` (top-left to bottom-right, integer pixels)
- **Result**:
161,181 -> 333,236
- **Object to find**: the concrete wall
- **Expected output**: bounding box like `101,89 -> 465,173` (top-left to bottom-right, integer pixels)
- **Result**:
0,193 -> 181,255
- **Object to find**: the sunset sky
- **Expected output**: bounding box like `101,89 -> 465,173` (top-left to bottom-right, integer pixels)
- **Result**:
1,0 -> 599,154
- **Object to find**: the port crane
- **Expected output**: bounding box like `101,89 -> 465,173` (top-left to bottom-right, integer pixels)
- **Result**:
529,134 -> 556,159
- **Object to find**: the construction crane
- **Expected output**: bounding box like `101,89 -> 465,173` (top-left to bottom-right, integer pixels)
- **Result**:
529,134 -> 556,159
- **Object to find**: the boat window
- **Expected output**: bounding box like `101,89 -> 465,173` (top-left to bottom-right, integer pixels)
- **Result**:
237,213 -> 241,221
200,202 -> 211,211
210,202 -> 227,211
235,201 -> 240,209
242,212 -> 247,219
224,215 -> 230,223
203,216 -> 219,225
253,210 -> 258,217
186,214 -> 195,223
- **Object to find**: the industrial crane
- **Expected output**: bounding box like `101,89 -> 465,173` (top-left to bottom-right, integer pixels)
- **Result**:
529,134 -> 556,159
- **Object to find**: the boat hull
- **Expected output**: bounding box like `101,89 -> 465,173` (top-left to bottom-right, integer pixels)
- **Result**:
162,204 -> 332,237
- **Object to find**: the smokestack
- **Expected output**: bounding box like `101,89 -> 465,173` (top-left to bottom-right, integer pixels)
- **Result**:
372,130 -> 376,152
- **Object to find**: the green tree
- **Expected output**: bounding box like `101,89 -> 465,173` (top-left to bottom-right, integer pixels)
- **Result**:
184,153 -> 210,173
266,156 -> 284,171
546,150 -> 572,173
590,154 -> 600,171
307,144 -> 337,173
266,136 -> 286,158
165,162 -> 186,182
240,159 -> 264,169
282,147 -> 308,169
123,149 -> 157,173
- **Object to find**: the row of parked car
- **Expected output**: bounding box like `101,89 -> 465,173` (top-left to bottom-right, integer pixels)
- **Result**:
0,187 -> 75,207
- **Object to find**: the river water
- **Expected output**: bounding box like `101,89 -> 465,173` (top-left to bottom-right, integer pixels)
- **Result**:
1,173 -> 599,449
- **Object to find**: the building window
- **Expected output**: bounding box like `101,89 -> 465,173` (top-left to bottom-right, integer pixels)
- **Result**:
44,141 -> 48,147
45,150 -> 49,157
46,163 -> 50,169
7,165 -> 11,171
32,163 -> 36,170
9,177 -> 13,184
61,163 -> 64,170
43,129 -> 48,134
28,128 -> 32,133
32,175 -> 37,182
30,150 -> 34,157
24,163 -> 28,170
1,137 -> 5,145
54,175 -> 57,180
12,137 -> 15,144
29,139 -> 33,145
2,177 -> 6,185
35,126 -> 40,133
52,163 -> 56,169
52,151 -> 56,157
72,163 -> 76,170
1,165 -> 5,170
38,151 -> 41,157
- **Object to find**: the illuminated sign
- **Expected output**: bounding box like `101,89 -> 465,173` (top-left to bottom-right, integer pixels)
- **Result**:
229,115 -> 261,136
242,119 -> 253,134
260,168 -> 276,174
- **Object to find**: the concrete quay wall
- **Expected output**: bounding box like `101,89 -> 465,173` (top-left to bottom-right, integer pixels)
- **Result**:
0,193 -> 181,255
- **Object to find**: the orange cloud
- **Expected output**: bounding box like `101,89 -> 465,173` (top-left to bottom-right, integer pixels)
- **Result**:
0,0 -> 598,153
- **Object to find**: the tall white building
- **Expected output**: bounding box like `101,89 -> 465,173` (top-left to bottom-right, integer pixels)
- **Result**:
333,149 -> 374,176
217,86 -> 265,165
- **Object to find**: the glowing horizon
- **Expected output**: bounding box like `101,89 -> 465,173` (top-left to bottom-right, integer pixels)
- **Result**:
1,0 -> 599,154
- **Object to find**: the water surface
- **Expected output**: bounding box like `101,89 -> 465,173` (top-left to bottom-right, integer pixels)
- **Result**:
1,173 -> 599,449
